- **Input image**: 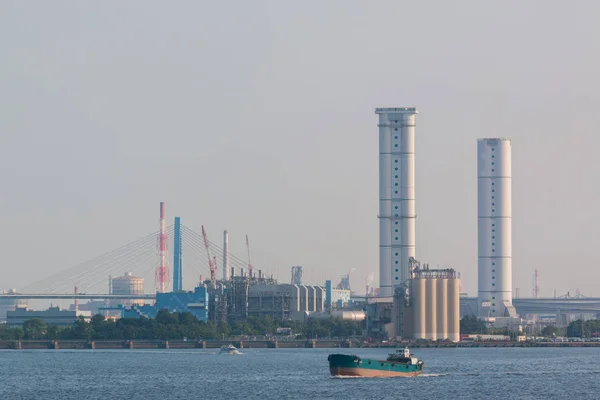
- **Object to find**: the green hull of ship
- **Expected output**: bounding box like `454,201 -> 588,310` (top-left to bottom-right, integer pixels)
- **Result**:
327,354 -> 423,378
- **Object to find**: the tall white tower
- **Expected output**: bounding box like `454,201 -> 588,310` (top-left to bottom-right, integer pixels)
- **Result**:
223,230 -> 230,281
376,107 -> 418,296
477,138 -> 512,317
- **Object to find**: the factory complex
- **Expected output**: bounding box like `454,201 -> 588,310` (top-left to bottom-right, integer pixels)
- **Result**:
3,106 -> 598,341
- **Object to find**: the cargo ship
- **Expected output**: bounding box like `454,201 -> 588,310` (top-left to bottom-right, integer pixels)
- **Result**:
327,347 -> 424,377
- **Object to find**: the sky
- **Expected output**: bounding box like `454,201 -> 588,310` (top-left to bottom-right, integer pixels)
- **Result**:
1,1 -> 599,299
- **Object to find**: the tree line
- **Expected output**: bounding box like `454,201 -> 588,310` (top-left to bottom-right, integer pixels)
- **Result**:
460,315 -> 600,338
565,319 -> 600,338
0,311 -> 364,341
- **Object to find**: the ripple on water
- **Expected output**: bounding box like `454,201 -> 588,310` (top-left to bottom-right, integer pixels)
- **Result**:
1,347 -> 600,399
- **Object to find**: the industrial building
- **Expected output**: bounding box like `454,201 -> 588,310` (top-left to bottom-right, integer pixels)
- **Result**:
365,297 -> 394,339
122,286 -> 209,322
396,261 -> 460,341
247,284 -> 326,320
477,138 -> 516,318
220,269 -> 277,321
7,306 -> 77,327
110,272 -> 145,308
232,280 -> 350,321
328,280 -> 351,309
374,107 -> 461,342
376,107 -> 418,296
0,289 -> 27,322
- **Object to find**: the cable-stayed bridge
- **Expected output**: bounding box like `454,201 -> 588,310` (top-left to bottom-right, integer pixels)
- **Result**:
1,224 -> 260,301
5,223 -> 600,318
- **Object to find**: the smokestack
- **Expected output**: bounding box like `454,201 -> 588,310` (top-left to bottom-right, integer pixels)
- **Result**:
74,286 -> 79,313
223,230 -> 230,280
107,276 -> 112,317
231,267 -> 234,279
375,107 -> 418,296
173,216 -> 182,292
155,202 -> 170,293
477,138 -> 512,317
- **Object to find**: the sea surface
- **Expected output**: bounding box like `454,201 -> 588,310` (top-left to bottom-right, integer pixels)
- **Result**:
1,347 -> 599,399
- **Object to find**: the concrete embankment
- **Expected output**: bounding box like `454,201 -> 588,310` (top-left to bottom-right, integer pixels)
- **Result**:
0,339 -> 359,350
2,339 -> 599,350
364,341 -> 600,348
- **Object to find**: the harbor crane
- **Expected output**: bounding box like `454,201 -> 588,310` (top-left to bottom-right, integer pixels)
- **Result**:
202,225 -> 217,287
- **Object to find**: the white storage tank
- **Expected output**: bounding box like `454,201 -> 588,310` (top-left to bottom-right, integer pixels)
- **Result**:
111,272 -> 145,308
412,278 -> 426,339
447,278 -> 460,342
436,278 -> 448,340
425,279 -> 437,340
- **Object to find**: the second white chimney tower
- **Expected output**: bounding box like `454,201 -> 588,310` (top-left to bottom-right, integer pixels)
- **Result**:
477,138 -> 512,317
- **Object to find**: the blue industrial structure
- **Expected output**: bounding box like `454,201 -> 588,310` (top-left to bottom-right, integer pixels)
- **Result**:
325,280 -> 332,311
173,217 -> 183,292
120,286 -> 209,322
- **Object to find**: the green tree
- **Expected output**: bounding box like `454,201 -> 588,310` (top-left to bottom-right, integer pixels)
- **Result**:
72,316 -> 92,340
541,325 -> 559,337
23,318 -> 47,339
12,327 -> 24,340
46,325 -> 61,340
178,312 -> 198,326
460,315 -> 486,334
156,309 -> 179,325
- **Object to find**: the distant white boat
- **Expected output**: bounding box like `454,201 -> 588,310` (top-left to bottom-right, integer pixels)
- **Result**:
219,344 -> 241,355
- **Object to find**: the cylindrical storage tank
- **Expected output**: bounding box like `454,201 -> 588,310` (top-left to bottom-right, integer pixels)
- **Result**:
111,272 -> 145,307
310,310 -> 366,321
412,279 -> 426,339
340,311 -> 366,321
436,279 -> 448,340
425,279 -> 437,340
447,278 -> 460,342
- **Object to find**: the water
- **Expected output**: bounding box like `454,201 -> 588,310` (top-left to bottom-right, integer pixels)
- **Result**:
1,347 -> 599,399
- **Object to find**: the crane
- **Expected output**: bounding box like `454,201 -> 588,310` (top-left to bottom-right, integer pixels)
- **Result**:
246,234 -> 253,278
202,225 -> 217,287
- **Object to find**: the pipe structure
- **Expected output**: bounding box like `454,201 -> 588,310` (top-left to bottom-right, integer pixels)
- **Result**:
375,107 -> 418,296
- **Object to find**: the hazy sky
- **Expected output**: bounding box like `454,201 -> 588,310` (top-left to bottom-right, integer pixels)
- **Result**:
1,1 -> 599,298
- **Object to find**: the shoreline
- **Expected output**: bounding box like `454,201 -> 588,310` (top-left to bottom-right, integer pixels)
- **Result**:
2,339 -> 600,350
